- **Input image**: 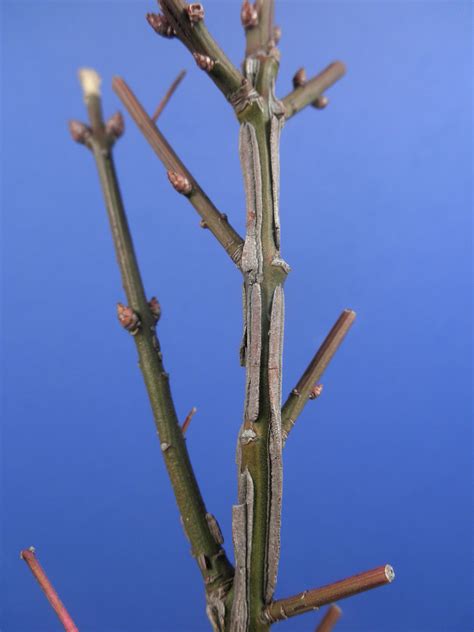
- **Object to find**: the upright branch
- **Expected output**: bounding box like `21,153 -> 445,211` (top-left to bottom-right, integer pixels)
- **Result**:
70,69 -> 234,628
281,309 -> 356,444
20,547 -> 78,632
112,76 -> 244,267
263,565 -> 395,624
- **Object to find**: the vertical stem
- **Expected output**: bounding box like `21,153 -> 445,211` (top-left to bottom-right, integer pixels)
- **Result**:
236,4 -> 287,626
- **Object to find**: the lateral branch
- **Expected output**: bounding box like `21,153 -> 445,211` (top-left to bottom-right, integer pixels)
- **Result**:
263,565 -> 395,624
281,309 -> 355,444
281,61 -> 346,120
20,547 -> 78,632
71,68 -> 234,597
112,76 -> 244,268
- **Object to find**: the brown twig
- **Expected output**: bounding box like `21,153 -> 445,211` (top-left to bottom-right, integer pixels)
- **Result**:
281,309 -> 356,444
112,76 -> 244,267
281,62 -> 346,120
263,565 -> 395,624
182,406 -> 197,434
315,604 -> 342,632
151,69 -> 186,122
20,547 -> 78,632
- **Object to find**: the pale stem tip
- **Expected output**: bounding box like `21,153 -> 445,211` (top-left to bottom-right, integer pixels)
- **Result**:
78,68 -> 101,99
385,565 -> 395,582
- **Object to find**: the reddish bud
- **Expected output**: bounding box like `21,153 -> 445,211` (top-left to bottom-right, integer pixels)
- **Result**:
187,3 -> 205,23
117,303 -> 141,335
167,170 -> 193,196
309,384 -> 324,400
193,52 -> 215,72
292,67 -> 307,89
313,95 -> 329,109
146,13 -> 175,38
105,111 -> 124,141
148,296 -> 161,323
241,0 -> 258,29
69,120 -> 92,145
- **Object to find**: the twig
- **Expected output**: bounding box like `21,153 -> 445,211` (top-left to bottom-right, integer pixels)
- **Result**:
281,309 -> 356,444
151,69 -> 186,122
263,565 -> 395,624
315,604 -> 342,632
112,76 -> 244,268
182,406 -> 197,434
20,547 -> 78,632
158,0 -> 245,103
281,62 -> 346,120
72,68 -> 234,606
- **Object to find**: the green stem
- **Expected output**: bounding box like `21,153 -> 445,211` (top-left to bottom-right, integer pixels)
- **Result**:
160,0 -> 245,98
76,76 -> 234,613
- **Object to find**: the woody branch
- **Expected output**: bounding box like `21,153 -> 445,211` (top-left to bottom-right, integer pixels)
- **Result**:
69,69 -> 234,620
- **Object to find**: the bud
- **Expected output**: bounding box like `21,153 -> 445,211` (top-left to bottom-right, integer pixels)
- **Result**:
117,303 -> 141,335
167,170 -> 193,196
187,3 -> 205,23
292,67 -> 307,89
148,296 -> 161,323
200,219 -> 209,229
241,0 -> 258,29
273,25 -> 282,44
146,13 -> 175,38
313,95 -> 329,109
105,111 -> 124,141
309,384 -> 323,400
69,120 -> 92,145
193,52 -> 215,72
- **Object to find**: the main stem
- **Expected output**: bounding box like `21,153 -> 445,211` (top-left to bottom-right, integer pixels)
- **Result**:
234,35 -> 287,629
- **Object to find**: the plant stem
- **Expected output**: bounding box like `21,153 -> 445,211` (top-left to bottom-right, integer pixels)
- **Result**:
74,69 -> 234,619
20,547 -> 78,632
263,565 -> 395,624
112,76 -> 244,268
281,62 -> 346,120
281,309 -> 356,444
151,69 -> 186,122
159,0 -> 245,99
315,605 -> 342,632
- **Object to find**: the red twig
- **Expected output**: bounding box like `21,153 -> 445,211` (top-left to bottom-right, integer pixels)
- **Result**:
263,564 -> 394,623
315,604 -> 342,632
20,547 -> 79,632
182,406 -> 197,434
151,69 -> 186,122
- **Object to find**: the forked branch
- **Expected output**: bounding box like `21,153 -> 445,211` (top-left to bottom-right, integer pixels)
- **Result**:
281,309 -> 356,444
112,76 -> 244,267
263,565 -> 394,624
20,547 -> 78,632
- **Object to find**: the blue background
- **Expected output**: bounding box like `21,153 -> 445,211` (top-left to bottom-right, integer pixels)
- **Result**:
2,1 -> 472,630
